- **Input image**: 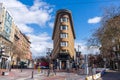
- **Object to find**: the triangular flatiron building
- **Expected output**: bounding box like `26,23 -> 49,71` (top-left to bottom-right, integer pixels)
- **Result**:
52,9 -> 76,69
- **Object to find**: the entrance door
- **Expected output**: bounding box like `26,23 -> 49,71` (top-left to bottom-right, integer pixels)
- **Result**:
61,61 -> 66,69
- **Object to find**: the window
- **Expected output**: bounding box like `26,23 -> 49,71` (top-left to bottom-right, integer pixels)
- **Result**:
60,25 -> 68,30
60,33 -> 68,38
60,17 -> 68,22
60,42 -> 68,47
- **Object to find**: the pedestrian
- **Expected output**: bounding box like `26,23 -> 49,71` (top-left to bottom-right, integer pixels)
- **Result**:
47,63 -> 51,77
5,58 -> 10,70
11,61 -> 15,68
37,66 -> 41,73
53,62 -> 56,75
81,63 -> 85,74
1,58 -> 5,69
47,61 -> 56,77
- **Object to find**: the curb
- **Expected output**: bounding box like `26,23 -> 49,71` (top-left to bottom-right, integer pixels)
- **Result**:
85,68 -> 106,80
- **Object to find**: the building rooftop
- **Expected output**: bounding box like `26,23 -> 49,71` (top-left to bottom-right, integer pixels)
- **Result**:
57,9 -> 71,14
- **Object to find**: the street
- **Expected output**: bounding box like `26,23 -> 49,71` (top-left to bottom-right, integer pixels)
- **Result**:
101,71 -> 120,80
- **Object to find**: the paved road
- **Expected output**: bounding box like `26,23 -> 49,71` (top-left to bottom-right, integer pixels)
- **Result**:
101,71 -> 120,80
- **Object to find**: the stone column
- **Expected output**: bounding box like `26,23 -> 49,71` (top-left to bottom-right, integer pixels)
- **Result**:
57,59 -> 59,70
59,60 -> 62,70
66,60 -> 70,69
84,55 -> 89,75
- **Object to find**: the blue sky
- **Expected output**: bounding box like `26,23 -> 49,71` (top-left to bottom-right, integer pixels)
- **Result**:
19,0 -> 120,39
1,0 -> 120,57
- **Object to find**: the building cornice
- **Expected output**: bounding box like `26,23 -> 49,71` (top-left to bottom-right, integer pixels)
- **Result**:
21,33 -> 31,44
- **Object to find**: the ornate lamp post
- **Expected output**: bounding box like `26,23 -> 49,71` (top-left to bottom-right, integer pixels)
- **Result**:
46,48 -> 52,77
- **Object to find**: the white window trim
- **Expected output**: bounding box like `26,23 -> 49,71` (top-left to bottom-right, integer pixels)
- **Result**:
60,42 -> 68,47
60,33 -> 68,38
60,25 -> 68,30
60,17 -> 68,22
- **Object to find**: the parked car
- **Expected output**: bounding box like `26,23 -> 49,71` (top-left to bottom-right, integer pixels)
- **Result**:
40,62 -> 49,69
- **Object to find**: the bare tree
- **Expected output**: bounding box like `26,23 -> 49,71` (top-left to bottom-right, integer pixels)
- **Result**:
88,6 -> 120,69
11,43 -> 25,62
89,7 -> 120,56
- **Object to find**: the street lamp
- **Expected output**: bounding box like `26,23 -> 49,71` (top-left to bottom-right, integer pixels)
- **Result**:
31,59 -> 34,79
46,48 -> 52,77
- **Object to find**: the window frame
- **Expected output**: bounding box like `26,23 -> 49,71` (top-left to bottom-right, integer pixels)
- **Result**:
60,33 -> 68,38
60,41 -> 68,47
60,17 -> 68,22
60,25 -> 68,30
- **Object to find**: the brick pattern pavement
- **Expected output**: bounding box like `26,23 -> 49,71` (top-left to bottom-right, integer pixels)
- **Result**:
0,69 -> 86,80
0,69 -> 36,80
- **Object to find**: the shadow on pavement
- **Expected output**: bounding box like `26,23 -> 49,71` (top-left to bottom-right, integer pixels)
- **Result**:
101,72 -> 120,80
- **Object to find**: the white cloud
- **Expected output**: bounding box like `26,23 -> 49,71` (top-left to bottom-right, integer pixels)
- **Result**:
0,0 -> 54,33
17,24 -> 34,33
75,41 -> 100,55
88,16 -> 102,24
0,0 -> 54,57
27,33 -> 53,57
48,22 -> 54,28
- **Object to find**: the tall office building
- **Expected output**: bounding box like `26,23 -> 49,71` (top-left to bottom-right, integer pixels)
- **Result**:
0,3 -> 32,66
0,3 -> 13,58
52,9 -> 76,69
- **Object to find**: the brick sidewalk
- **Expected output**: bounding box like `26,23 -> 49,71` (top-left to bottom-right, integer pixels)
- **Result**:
0,69 -> 36,80
0,69 -> 86,80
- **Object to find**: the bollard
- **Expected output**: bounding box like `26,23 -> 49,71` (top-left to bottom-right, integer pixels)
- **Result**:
31,71 -> 34,78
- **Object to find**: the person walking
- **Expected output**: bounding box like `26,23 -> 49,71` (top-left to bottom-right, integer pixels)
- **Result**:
53,62 -> 56,75
47,61 -> 56,77
47,63 -> 51,77
5,59 -> 9,70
